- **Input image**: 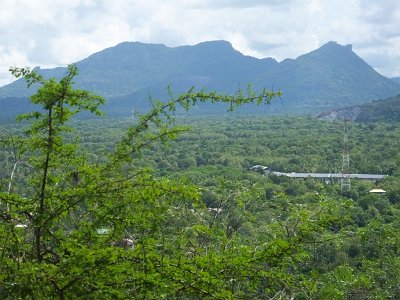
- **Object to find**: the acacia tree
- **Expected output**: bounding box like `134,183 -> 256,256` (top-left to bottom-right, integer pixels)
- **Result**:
0,65 -> 350,299
0,65 -> 286,299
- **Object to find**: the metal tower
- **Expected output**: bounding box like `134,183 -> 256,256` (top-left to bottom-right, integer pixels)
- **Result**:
341,118 -> 351,192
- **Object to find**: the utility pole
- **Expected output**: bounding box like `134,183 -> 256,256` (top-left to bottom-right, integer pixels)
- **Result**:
341,118 -> 351,192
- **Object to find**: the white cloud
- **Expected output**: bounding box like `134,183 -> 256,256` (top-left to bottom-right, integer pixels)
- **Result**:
1,0 -> 400,87
0,47 -> 31,86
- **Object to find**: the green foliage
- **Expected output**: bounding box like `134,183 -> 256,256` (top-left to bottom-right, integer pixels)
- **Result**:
2,66 -> 310,299
356,94 -> 400,123
2,65 -> 400,299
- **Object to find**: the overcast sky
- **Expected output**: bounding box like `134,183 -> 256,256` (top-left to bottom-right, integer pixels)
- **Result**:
1,0 -> 399,87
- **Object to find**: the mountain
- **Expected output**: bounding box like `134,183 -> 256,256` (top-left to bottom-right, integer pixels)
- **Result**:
316,94 -> 400,123
258,42 -> 400,112
1,40 -> 400,118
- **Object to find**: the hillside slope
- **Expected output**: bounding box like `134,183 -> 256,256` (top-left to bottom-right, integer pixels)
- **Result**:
317,94 -> 400,122
392,77 -> 400,85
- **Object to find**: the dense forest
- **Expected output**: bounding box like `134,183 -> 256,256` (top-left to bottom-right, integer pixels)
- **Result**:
1,66 -> 400,299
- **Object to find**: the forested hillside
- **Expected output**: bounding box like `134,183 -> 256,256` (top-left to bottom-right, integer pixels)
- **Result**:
317,94 -> 400,123
1,66 -> 400,298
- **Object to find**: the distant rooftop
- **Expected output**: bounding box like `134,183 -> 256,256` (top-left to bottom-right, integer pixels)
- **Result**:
369,189 -> 386,193
273,171 -> 386,180
251,165 -> 387,181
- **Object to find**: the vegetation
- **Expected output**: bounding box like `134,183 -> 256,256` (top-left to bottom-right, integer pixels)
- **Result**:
354,94 -> 400,123
317,94 -> 400,123
1,65 -> 400,299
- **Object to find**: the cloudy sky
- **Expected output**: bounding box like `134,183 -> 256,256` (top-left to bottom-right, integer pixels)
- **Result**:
1,0 -> 399,87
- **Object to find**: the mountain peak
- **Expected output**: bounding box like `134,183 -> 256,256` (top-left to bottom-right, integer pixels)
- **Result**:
321,41 -> 352,51
114,41 -> 168,49
179,40 -> 236,55
85,41 -> 168,59
195,40 -> 233,48
296,41 -> 356,63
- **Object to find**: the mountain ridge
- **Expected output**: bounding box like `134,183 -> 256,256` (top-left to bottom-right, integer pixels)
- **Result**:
1,40 -> 399,117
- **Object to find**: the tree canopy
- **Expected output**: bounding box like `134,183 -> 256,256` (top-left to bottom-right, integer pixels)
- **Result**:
1,65 -> 400,299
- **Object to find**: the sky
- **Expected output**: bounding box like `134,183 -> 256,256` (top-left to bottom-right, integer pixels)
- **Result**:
1,0 -> 399,87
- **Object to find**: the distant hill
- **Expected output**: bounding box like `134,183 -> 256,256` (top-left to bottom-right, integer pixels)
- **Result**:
316,94 -> 400,123
1,40 -> 400,118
